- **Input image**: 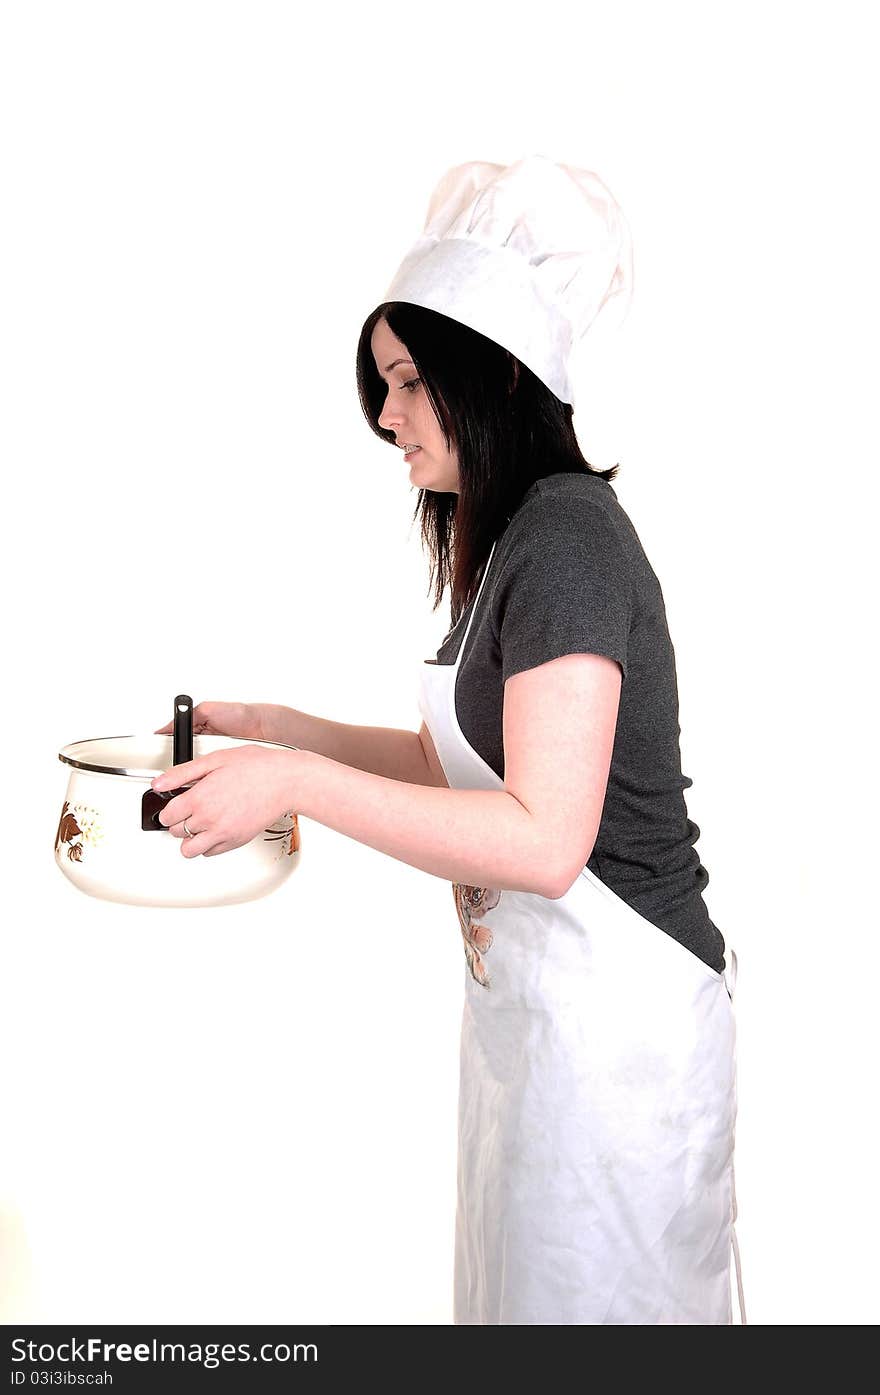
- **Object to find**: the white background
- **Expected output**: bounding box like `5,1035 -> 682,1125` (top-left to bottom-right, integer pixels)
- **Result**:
1,0 -> 877,1326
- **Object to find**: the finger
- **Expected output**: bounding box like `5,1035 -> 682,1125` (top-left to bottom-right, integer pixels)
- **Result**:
181,829 -> 224,858
151,755 -> 218,791
157,798 -> 189,827
155,716 -> 210,737
158,796 -> 205,831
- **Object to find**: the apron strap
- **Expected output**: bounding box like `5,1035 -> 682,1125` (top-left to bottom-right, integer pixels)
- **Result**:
724,945 -> 738,998
725,948 -> 747,1325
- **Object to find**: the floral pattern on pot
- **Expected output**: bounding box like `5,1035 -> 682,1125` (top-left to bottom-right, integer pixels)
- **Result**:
452,883 -> 502,988
55,801 -> 104,862
263,813 -> 300,859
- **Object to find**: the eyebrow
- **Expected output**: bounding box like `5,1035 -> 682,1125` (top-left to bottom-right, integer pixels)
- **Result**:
379,357 -> 413,376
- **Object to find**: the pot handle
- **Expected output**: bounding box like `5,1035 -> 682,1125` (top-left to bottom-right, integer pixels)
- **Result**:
141,693 -> 194,832
173,694 -> 194,767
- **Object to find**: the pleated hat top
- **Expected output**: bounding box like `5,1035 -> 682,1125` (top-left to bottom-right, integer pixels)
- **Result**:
381,152 -> 634,405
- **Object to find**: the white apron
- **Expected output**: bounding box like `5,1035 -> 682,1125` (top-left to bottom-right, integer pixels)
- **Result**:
418,540 -> 746,1325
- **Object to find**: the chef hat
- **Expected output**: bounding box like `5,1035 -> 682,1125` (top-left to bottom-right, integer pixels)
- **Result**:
380,152 -> 634,405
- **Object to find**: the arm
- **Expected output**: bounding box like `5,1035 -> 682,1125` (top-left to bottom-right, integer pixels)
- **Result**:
294,652 -> 622,898
259,703 -> 438,786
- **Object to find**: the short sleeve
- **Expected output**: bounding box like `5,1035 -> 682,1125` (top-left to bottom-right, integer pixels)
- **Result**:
493,495 -> 632,684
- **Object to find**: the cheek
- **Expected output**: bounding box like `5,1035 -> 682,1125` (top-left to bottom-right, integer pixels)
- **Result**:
420,403 -> 448,452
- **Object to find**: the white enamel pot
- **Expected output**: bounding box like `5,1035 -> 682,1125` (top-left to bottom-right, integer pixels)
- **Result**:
55,694 -> 301,908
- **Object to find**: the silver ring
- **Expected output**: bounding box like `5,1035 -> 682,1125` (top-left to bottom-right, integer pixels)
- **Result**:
182,817 -> 195,838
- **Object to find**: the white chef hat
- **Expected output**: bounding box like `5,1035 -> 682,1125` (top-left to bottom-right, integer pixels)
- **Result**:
380,152 -> 634,406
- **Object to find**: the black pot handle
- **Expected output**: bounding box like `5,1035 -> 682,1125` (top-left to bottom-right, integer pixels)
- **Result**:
173,694 -> 194,767
142,693 -> 194,831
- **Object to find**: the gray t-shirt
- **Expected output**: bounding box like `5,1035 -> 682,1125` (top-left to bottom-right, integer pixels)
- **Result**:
428,470 -> 726,975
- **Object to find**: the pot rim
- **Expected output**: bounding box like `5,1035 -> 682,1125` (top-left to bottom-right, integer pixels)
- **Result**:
58,734 -> 300,778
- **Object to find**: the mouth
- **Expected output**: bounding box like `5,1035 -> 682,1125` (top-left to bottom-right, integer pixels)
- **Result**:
400,444 -> 421,459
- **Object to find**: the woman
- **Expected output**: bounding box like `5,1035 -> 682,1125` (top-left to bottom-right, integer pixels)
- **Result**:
151,156 -> 745,1325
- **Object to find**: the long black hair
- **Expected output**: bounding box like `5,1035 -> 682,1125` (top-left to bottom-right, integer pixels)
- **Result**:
356,301 -> 620,625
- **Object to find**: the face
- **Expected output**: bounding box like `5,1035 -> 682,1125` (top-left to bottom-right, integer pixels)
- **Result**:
371,318 -> 460,493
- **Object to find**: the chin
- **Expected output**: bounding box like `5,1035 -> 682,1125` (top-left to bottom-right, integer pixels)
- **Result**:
411,459 -> 458,493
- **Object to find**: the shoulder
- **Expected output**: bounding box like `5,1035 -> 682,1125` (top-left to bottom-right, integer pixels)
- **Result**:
495,473 -> 633,580
487,473 -> 635,683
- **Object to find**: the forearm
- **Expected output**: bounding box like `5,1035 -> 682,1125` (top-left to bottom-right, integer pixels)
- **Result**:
294,749 -> 558,897
260,704 -> 433,785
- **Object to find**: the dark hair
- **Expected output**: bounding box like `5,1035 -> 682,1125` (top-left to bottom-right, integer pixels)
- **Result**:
356,301 -> 620,624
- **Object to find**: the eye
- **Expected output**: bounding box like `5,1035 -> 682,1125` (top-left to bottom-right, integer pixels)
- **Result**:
403,377 -> 421,393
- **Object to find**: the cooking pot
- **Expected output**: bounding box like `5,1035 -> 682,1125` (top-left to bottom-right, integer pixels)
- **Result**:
55,695 -> 301,908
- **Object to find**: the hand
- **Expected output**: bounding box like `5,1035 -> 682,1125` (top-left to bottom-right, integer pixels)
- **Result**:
151,745 -> 304,858
153,700 -> 265,741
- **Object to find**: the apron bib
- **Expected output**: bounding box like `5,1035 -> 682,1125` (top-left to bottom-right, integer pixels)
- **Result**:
418,540 -> 746,1325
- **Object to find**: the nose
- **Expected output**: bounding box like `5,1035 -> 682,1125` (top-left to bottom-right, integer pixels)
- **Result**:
377,384 -> 408,436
